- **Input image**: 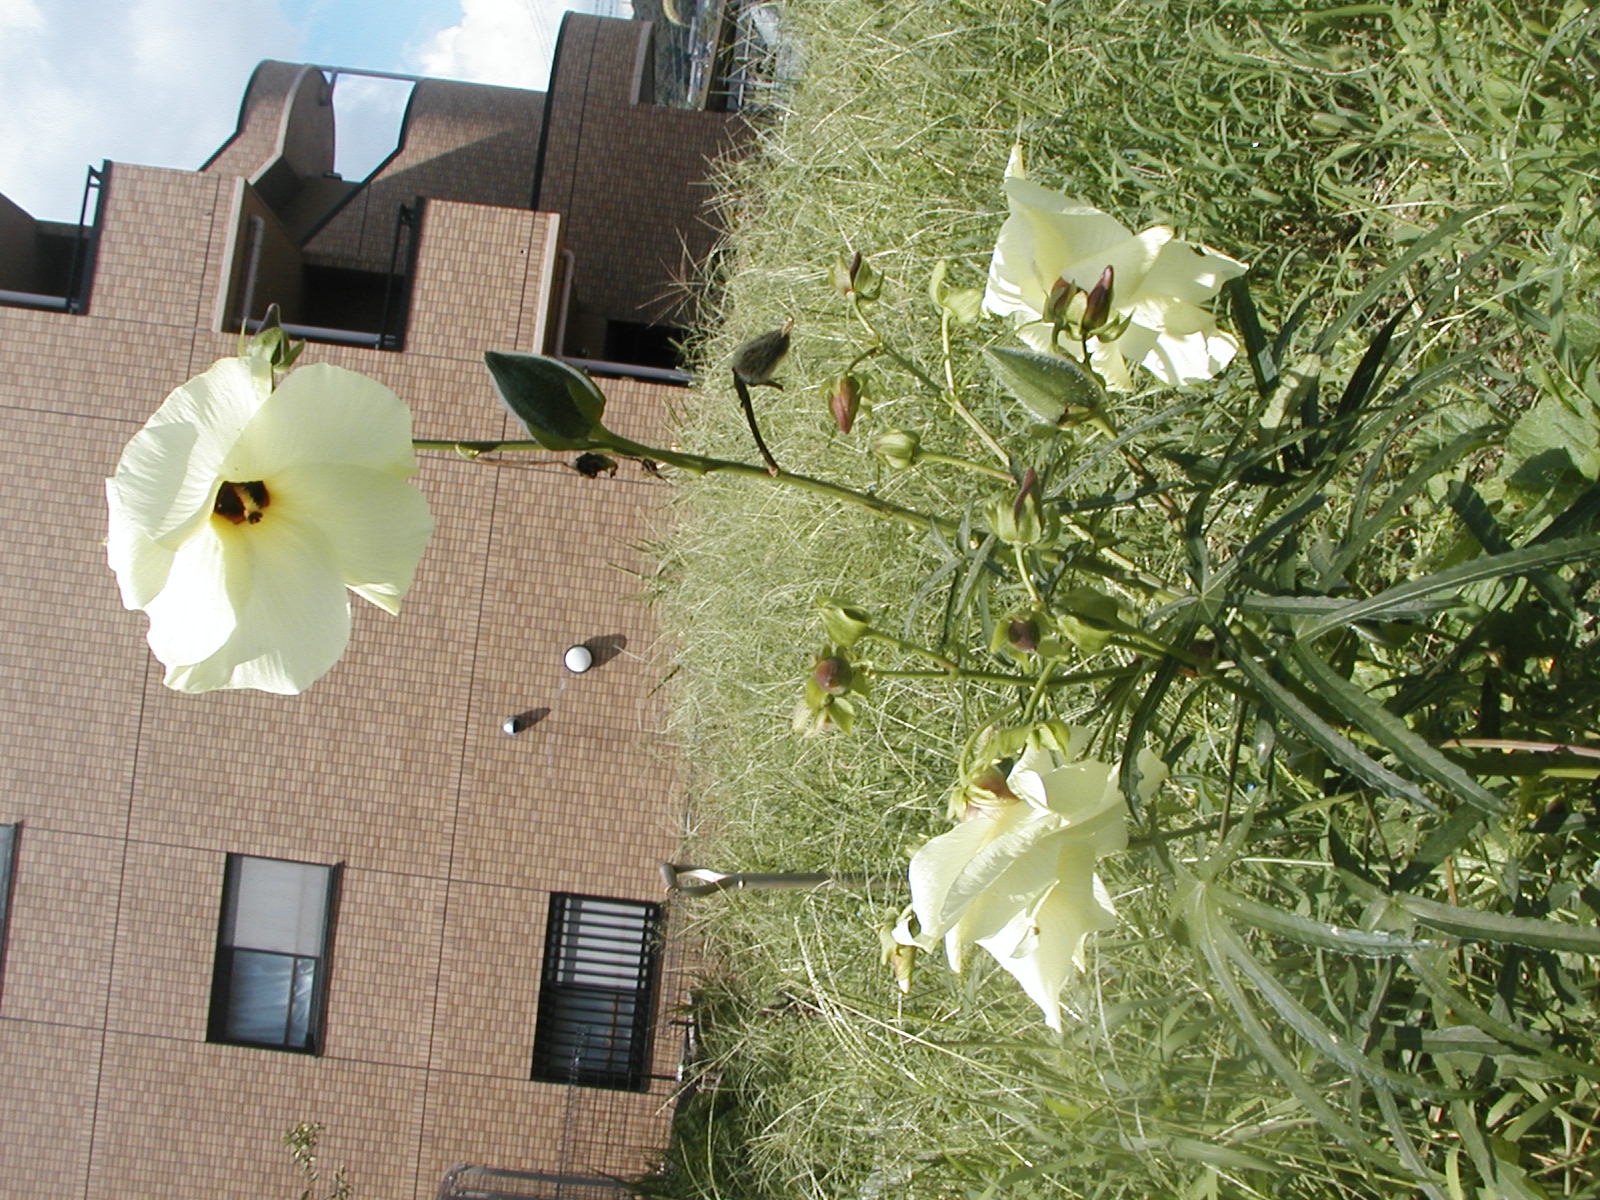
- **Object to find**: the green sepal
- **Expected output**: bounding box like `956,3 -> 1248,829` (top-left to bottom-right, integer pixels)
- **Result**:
984,345 -> 1105,423
929,260 -> 983,325
484,351 -> 609,450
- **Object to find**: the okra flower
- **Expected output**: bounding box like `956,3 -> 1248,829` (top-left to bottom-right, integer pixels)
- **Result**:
897,727 -> 1165,1030
106,357 -> 433,694
983,146 -> 1247,391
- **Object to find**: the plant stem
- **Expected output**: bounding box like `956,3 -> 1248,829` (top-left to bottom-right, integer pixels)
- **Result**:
1014,544 -> 1042,605
853,296 -> 1010,467
598,432 -> 966,539
868,665 -> 1132,687
918,451 -> 1014,481
413,438 -> 550,452
863,631 -> 959,671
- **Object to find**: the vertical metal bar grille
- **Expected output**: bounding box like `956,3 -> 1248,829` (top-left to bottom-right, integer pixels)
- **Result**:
531,894 -> 663,1091
65,165 -> 105,314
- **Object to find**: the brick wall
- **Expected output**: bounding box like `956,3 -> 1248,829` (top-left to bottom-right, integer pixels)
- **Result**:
0,63 -> 695,1200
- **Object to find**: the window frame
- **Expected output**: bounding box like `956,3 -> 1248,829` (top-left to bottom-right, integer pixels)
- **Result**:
0,823 -> 17,990
207,853 -> 340,1055
530,893 -> 664,1092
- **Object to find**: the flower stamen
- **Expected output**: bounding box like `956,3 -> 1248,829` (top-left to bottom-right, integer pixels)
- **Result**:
214,480 -> 270,525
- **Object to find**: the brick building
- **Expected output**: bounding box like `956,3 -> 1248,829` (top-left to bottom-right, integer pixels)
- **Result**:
0,15 -> 748,1199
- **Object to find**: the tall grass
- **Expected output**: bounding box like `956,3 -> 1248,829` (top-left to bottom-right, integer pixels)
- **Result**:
644,2 -> 1600,1197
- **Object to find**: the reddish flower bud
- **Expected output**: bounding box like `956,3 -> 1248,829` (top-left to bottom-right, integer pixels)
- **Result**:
1082,265 -> 1114,333
813,655 -> 854,695
829,374 -> 862,434
1044,276 -> 1080,325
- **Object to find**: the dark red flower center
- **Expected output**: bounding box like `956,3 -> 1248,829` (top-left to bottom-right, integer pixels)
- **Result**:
214,480 -> 270,525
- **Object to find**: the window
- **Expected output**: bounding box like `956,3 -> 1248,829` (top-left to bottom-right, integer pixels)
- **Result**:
0,823 -> 16,986
531,894 -> 663,1091
208,855 -> 337,1053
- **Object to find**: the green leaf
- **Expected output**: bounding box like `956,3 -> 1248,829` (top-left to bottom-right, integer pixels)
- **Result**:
983,346 -> 1105,424
1202,892 -> 1460,1100
1211,885 -> 1439,956
1397,894 -> 1600,955
1227,632 -> 1436,811
1182,893 -> 1406,1173
1297,534 -> 1600,640
1287,644 -> 1505,817
1503,383 -> 1600,487
484,351 -> 609,450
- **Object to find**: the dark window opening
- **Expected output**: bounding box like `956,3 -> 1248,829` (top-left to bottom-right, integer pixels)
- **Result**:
0,166 -> 104,314
531,894 -> 662,1091
235,201 -> 417,351
208,854 -> 337,1054
299,265 -> 401,340
604,320 -> 687,373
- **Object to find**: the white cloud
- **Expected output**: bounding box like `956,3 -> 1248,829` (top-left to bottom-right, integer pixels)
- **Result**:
0,0 -> 302,220
411,0 -> 595,89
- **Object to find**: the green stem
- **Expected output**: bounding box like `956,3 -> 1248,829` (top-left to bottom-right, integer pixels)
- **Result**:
599,432 -> 965,539
868,665 -> 1132,687
1020,668 -> 1054,722
852,296 -> 1010,467
413,438 -> 550,453
917,451 -> 1014,481
1014,544 -> 1042,605
863,631 -> 959,671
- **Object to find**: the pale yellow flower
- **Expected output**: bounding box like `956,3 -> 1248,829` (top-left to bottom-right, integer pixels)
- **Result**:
897,729 -> 1165,1030
106,357 -> 432,694
984,146 -> 1248,391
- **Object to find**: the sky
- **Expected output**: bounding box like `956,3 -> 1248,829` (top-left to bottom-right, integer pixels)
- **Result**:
0,0 -> 631,221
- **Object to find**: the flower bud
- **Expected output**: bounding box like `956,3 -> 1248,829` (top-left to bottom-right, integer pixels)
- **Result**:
1056,586 -> 1127,655
817,598 -> 872,647
986,467 -> 1057,547
830,251 -> 864,297
1043,276 -> 1081,326
1082,265 -> 1114,333
872,429 -> 920,471
572,451 -> 618,478
878,926 -> 916,994
813,654 -> 854,695
1007,616 -> 1039,653
828,374 -> 862,433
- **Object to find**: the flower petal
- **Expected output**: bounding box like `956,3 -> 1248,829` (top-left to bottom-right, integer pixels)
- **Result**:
1143,326 -> 1239,386
1009,758 -> 1116,822
141,522 -> 246,671
106,480 -> 176,610
108,357 -> 270,544
268,463 -> 434,615
976,851 -> 1116,1032
907,802 -> 1060,943
154,506 -> 352,694
1137,238 -> 1248,308
227,363 -> 418,481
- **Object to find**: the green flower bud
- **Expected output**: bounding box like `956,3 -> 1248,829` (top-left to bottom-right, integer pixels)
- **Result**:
829,250 -> 881,301
830,251 -> 863,297
1043,276 -> 1081,327
872,429 -> 921,470
817,597 -> 872,647
1056,586 -> 1128,654
986,468 -> 1058,547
